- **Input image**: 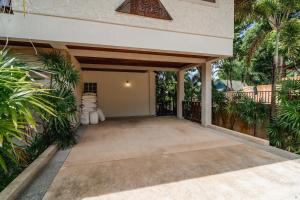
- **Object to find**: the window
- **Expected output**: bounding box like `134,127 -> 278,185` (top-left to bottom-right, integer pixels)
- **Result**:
84,83 -> 97,94
0,0 -> 13,14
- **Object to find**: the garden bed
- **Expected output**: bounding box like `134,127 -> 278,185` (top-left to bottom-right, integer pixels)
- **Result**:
0,145 -> 58,200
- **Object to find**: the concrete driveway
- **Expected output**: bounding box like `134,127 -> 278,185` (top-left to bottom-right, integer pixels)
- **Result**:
43,117 -> 300,200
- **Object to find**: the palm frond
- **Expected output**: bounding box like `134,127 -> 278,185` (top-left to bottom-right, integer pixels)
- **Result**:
0,50 -> 55,172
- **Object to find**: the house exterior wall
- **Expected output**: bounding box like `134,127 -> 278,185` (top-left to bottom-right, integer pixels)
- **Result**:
82,71 -> 152,117
0,0 -> 234,57
11,0 -> 233,39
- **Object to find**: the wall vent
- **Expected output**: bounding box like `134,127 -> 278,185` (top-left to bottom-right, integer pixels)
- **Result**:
116,0 -> 172,20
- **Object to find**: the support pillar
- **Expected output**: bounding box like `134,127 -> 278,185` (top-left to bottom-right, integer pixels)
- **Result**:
177,70 -> 185,119
149,71 -> 156,116
201,62 -> 212,126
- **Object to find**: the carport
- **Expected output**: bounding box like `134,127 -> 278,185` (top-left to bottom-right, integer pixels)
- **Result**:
43,117 -> 300,200
65,44 -> 215,125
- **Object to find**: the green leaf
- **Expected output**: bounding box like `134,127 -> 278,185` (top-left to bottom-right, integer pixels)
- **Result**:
0,154 -> 8,173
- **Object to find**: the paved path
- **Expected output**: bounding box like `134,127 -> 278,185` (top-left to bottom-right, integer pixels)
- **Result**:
42,117 -> 300,200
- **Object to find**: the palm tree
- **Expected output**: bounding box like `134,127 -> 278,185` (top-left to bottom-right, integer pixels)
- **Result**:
280,18 -> 300,75
0,51 -> 54,172
215,59 -> 237,91
235,0 -> 300,118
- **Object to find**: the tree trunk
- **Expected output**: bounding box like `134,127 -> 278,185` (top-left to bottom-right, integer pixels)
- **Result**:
280,63 -> 286,79
253,122 -> 257,137
229,114 -> 235,130
227,79 -> 229,91
271,31 -> 280,119
191,87 -> 194,102
253,113 -> 257,137
229,71 -> 233,91
220,110 -> 227,127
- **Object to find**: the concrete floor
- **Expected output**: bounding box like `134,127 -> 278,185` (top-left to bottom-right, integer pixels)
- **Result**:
43,117 -> 300,200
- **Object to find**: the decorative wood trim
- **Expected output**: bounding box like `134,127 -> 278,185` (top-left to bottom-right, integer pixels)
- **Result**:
116,0 -> 172,20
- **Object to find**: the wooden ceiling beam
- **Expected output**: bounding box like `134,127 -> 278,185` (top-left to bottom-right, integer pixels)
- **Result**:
69,49 -> 206,64
81,64 -> 179,72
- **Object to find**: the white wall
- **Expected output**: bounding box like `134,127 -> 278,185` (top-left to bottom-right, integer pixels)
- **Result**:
12,0 -> 234,39
0,0 -> 234,57
82,71 -> 151,117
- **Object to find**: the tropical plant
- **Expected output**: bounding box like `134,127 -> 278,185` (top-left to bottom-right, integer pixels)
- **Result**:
39,51 -> 80,148
0,154 -> 23,192
235,0 -> 300,117
156,71 -> 177,115
156,72 -> 177,101
280,18 -> 300,74
215,59 -> 237,91
212,84 -> 228,125
235,95 -> 268,136
268,80 -> 300,153
185,68 -> 201,102
225,94 -> 243,130
0,50 -> 54,172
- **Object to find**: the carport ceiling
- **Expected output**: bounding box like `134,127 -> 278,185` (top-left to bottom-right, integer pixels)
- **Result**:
0,41 -> 211,69
68,45 -> 209,69
75,56 -> 190,68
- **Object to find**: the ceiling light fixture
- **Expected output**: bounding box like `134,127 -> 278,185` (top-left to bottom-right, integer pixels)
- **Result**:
124,81 -> 132,88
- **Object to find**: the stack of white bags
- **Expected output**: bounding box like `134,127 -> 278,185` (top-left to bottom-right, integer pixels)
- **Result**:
80,93 -> 105,125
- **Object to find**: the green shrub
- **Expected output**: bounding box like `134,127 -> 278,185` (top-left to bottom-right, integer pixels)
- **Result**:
268,80 -> 300,153
0,152 -> 23,192
212,87 -> 228,125
40,51 -> 80,149
235,94 -> 268,136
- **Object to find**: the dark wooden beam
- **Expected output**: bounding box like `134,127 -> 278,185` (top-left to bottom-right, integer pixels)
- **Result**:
81,68 -> 148,73
0,40 -> 52,48
76,56 -> 188,68
67,45 -> 207,59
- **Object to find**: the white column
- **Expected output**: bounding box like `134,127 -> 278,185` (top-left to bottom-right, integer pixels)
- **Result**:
177,70 -> 185,119
149,71 -> 156,116
201,62 -> 212,126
